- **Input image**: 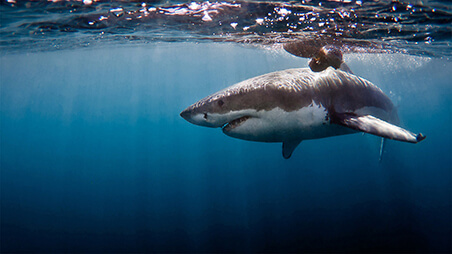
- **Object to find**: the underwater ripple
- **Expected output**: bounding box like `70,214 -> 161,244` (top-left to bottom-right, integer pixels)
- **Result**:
1,0 -> 451,57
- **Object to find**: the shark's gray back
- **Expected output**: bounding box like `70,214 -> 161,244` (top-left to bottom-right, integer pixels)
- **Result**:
202,68 -> 398,123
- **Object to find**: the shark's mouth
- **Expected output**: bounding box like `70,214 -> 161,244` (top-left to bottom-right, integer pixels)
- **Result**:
222,116 -> 251,131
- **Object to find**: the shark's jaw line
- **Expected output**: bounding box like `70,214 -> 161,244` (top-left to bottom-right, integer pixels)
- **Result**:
189,109 -> 258,129
222,115 -> 252,131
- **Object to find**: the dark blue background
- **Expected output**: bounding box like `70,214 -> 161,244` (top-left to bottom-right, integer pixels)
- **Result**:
1,44 -> 451,252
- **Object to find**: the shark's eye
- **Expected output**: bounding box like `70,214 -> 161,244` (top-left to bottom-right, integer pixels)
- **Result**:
203,113 -> 208,119
217,99 -> 224,107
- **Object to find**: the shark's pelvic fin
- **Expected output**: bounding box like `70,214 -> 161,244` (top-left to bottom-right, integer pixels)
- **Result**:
331,113 -> 426,143
282,140 -> 302,159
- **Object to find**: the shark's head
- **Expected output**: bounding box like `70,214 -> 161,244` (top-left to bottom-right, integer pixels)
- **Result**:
180,91 -> 256,131
180,69 -> 322,143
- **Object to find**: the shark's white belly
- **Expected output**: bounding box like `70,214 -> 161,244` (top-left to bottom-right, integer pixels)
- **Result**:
223,102 -> 354,142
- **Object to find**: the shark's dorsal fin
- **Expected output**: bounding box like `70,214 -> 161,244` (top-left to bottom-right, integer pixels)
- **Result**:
339,63 -> 353,74
331,113 -> 426,143
282,140 -> 302,159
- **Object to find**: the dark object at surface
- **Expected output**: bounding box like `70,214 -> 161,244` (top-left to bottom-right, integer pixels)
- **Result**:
309,46 -> 343,72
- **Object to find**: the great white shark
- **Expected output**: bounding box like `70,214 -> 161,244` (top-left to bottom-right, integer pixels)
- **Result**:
180,66 -> 425,159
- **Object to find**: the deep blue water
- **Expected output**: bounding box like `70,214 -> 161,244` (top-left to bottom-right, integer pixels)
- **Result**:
1,43 -> 451,252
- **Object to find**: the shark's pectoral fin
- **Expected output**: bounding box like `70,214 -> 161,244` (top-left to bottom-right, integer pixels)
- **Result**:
331,113 -> 426,143
282,140 -> 302,159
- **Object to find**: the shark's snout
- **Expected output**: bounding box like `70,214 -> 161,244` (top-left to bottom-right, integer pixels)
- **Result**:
180,108 -> 191,121
180,103 -> 249,129
180,107 -> 216,127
